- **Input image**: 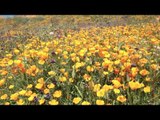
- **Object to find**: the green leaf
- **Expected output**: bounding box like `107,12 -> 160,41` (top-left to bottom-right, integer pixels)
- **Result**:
75,85 -> 83,98
72,66 -> 76,79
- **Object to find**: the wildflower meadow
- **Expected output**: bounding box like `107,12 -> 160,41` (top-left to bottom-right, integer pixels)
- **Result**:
0,15 -> 159,105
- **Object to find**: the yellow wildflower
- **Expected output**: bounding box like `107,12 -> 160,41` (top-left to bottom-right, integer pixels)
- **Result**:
96,100 -> 105,105
97,89 -> 105,97
47,83 -> 55,89
73,97 -> 82,104
144,86 -> 151,93
49,99 -> 59,105
117,95 -> 126,103
48,71 -> 56,76
53,90 -> 62,98
9,85 -> 14,89
1,94 -> 8,100
81,101 -> 91,105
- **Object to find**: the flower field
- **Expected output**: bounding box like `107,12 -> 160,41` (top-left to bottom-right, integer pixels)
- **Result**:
0,15 -> 160,105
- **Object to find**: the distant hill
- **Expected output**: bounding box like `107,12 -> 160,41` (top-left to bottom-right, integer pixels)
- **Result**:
14,15 -> 37,18
0,15 -> 38,19
0,15 -> 14,18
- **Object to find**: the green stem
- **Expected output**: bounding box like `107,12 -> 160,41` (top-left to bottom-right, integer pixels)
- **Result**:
75,85 -> 83,98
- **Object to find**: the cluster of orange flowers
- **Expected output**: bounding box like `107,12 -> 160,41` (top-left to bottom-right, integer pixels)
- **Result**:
0,18 -> 159,105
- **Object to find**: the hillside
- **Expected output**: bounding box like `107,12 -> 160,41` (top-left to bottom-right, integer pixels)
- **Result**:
0,15 -> 159,105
